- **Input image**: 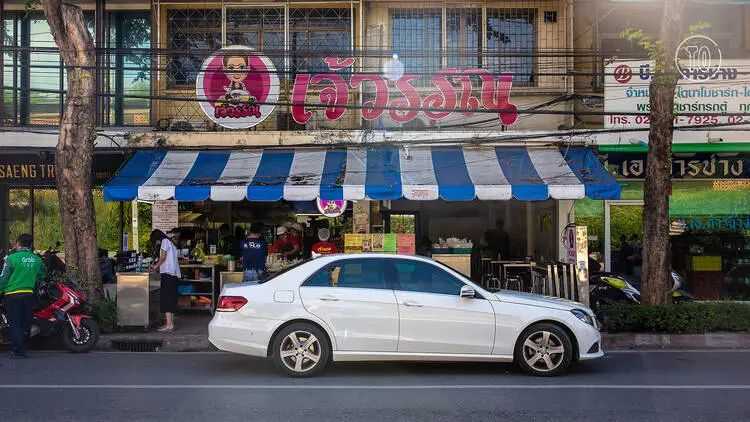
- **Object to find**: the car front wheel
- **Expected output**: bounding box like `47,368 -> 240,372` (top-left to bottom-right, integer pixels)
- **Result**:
515,323 -> 574,376
271,322 -> 331,377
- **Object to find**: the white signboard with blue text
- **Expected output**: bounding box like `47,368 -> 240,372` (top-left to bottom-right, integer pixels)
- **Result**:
603,59 -> 750,143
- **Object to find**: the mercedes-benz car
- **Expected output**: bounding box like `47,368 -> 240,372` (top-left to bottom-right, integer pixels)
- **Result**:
209,254 -> 602,377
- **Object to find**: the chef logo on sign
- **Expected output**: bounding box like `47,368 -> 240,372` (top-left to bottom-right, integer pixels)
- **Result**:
196,46 -> 280,129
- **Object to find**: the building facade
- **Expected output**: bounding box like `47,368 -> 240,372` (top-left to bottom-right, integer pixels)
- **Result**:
1,0 -> 749,298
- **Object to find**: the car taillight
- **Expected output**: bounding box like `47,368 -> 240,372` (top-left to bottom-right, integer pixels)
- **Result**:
216,296 -> 247,312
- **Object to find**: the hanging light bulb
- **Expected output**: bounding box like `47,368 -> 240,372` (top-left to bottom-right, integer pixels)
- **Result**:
383,53 -> 404,81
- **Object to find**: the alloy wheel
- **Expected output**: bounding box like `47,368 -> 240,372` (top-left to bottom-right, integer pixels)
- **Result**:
279,330 -> 322,373
72,325 -> 91,346
521,330 -> 565,372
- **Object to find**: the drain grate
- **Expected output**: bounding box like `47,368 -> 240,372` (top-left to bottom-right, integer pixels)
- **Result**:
111,339 -> 163,352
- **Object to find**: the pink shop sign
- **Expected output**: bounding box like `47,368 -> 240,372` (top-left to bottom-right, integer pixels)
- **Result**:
196,46 -> 280,129
291,57 -> 519,126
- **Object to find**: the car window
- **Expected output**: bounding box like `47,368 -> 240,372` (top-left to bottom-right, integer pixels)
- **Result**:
392,259 -> 465,295
302,259 -> 389,290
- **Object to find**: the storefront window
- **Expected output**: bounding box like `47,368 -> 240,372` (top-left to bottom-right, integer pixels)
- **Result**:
33,189 -> 62,251
7,189 -> 31,248
290,8 -> 351,74
486,8 -> 535,86
446,8 -> 481,68
390,9 -> 442,75
166,9 -> 222,87
576,180 -> 750,300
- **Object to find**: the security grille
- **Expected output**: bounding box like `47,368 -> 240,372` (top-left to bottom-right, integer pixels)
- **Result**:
166,8 -> 222,88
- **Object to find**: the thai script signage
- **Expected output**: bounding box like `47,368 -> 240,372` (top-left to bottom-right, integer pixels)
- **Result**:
292,57 -> 519,126
604,153 -> 750,179
196,46 -> 280,129
195,49 -> 520,128
605,60 -> 750,130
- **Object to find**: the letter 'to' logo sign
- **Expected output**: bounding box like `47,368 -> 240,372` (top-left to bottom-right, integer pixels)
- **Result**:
196,46 -> 280,129
613,64 -> 632,84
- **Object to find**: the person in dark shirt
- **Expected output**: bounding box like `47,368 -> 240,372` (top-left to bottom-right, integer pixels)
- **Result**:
241,223 -> 267,283
484,218 -> 510,260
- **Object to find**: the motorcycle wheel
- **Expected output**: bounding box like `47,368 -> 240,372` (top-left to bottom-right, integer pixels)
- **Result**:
62,318 -> 100,353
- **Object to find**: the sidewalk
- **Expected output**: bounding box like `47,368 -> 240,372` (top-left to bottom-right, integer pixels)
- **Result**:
98,314 -> 750,352
98,313 -> 214,352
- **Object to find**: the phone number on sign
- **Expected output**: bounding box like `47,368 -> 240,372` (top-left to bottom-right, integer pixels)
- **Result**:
608,115 -> 746,126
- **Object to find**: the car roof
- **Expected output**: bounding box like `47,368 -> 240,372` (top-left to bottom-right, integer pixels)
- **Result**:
311,253 -> 435,265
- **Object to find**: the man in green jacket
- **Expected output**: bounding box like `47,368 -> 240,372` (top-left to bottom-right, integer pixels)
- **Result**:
1,234 -> 44,358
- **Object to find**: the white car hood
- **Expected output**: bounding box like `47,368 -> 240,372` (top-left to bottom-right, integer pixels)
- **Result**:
493,290 -> 583,311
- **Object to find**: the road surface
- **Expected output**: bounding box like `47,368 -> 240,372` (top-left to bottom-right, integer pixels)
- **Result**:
1,350 -> 749,421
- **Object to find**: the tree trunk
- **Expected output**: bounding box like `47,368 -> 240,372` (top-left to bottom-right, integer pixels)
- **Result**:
41,0 -> 102,299
641,0 -> 685,305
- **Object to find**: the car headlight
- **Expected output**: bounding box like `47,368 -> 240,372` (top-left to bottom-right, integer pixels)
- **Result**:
571,308 -> 596,328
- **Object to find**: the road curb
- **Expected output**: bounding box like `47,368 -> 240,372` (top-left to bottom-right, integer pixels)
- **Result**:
602,332 -> 750,350
94,332 -> 750,353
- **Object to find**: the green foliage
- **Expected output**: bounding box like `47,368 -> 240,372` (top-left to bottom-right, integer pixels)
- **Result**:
91,296 -> 117,333
601,303 -> 750,333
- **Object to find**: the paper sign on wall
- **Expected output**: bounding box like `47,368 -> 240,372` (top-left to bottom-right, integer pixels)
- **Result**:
152,201 -> 179,234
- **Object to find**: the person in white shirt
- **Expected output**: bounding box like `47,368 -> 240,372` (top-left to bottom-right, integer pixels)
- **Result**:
149,230 -> 182,332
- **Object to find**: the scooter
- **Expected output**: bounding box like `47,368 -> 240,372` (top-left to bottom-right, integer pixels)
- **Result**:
1,278 -> 100,353
589,270 -> 693,315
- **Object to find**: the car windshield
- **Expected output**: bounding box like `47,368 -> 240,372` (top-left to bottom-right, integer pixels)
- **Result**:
258,260 -> 309,284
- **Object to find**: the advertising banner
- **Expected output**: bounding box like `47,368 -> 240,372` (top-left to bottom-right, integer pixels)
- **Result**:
605,59 -> 750,130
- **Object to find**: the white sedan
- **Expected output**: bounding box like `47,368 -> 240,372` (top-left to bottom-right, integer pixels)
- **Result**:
209,254 -> 603,377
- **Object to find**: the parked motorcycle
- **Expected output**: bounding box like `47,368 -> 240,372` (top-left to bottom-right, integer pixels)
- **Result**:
1,278 -> 100,353
589,270 -> 693,315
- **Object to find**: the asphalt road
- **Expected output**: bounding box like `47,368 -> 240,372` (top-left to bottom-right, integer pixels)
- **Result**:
1,350 -> 749,422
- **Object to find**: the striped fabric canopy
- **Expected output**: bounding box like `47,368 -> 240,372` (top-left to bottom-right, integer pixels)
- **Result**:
103,146 -> 620,202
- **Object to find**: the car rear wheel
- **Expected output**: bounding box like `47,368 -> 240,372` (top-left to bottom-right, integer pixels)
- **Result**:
515,323 -> 573,377
271,323 -> 331,377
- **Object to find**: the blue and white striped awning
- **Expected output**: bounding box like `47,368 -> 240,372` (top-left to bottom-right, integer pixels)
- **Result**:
103,146 -> 620,202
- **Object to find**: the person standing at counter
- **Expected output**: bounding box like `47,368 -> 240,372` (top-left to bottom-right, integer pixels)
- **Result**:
241,223 -> 267,283
311,228 -> 338,258
149,230 -> 181,332
270,226 -> 301,259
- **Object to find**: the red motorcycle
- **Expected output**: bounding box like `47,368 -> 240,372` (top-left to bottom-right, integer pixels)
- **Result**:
1,279 -> 100,353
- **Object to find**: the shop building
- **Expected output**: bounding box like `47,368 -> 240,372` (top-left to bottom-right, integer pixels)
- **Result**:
573,1 -> 750,300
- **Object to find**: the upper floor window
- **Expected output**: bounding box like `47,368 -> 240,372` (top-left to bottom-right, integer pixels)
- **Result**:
290,8 -> 351,74
226,7 -> 284,75
446,8 -> 481,69
166,8 -> 221,88
390,8 -> 442,75
486,9 -> 536,86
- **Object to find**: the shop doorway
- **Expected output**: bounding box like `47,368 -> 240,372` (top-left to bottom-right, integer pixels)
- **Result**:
604,200 -> 644,275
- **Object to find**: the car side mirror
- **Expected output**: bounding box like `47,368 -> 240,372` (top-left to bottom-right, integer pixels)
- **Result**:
460,285 -> 476,298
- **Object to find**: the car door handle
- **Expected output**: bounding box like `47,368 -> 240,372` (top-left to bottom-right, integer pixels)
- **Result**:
402,301 -> 423,307
319,295 -> 340,302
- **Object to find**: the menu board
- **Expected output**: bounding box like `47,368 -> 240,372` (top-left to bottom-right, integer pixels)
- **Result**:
371,234 -> 384,252
397,234 -> 416,255
152,200 -> 178,234
344,234 -> 364,253
383,234 -> 397,253
345,233 -> 408,254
